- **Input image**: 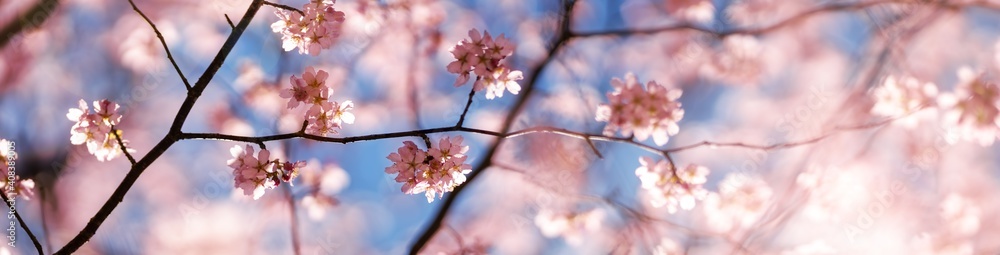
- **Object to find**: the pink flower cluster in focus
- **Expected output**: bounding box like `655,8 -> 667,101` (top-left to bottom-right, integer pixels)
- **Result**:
227,144 -> 304,200
385,135 -> 472,202
635,157 -> 709,213
270,0 -> 346,56
280,67 -> 354,136
596,73 -> 685,146
447,29 -> 523,99
66,99 -> 135,161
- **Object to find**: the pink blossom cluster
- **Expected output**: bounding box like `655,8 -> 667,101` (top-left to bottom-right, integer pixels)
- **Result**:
596,73 -> 685,146
447,29 -> 523,99
66,99 -> 135,161
270,0 -> 346,56
227,144 -> 304,200
871,75 -> 938,118
385,135 -> 472,202
0,139 -> 33,200
940,68 -> 1000,145
635,157 -> 709,213
280,67 -> 354,136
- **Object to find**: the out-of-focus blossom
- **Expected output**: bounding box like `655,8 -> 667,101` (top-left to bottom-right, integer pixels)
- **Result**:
447,29 -> 522,99
280,67 -> 354,136
271,0 -> 346,55
652,237 -> 682,255
635,157 -> 709,213
596,73 -> 685,146
385,136 -> 472,202
534,208 -> 604,245
227,144 -> 303,200
701,35 -> 764,85
66,99 -> 135,161
940,193 -> 980,237
871,75 -> 939,127
703,173 -> 772,232
939,67 -> 1000,145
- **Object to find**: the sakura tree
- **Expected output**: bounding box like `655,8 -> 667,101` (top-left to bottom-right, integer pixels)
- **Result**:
1,0 -> 1000,254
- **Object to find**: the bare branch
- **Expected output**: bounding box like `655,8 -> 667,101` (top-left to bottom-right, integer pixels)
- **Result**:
264,1 -> 305,15
225,14 -> 236,29
455,86 -> 476,127
0,191 -> 43,255
127,0 -> 192,90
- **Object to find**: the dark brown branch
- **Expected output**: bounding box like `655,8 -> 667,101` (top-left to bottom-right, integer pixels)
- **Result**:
455,86 -> 476,127
264,1 -> 305,15
0,0 -> 59,48
54,1 -> 265,253
0,191 -> 42,255
179,126 -> 502,144
127,0 -> 192,90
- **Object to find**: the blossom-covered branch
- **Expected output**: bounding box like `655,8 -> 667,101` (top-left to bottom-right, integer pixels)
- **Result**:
54,0 -> 266,253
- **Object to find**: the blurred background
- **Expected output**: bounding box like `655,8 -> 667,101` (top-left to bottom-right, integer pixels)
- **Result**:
2,0 -> 1000,254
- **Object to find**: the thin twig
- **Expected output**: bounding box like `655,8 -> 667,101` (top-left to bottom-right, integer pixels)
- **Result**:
225,14 -> 236,29
127,0 -> 192,90
110,127 -> 136,165
664,117 -> 899,153
0,192 -> 43,255
455,86 -> 476,127
264,1 -> 305,15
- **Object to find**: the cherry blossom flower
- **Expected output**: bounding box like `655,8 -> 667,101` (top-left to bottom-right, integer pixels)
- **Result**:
384,136 -> 472,202
385,141 -> 429,195
703,173 -> 773,232
871,75 -> 939,128
66,99 -> 135,161
635,157 -> 709,213
597,73 -> 685,146
940,67 -> 1000,146
281,67 -> 354,136
227,144 -> 303,200
447,29 -> 522,99
271,0 -> 346,56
